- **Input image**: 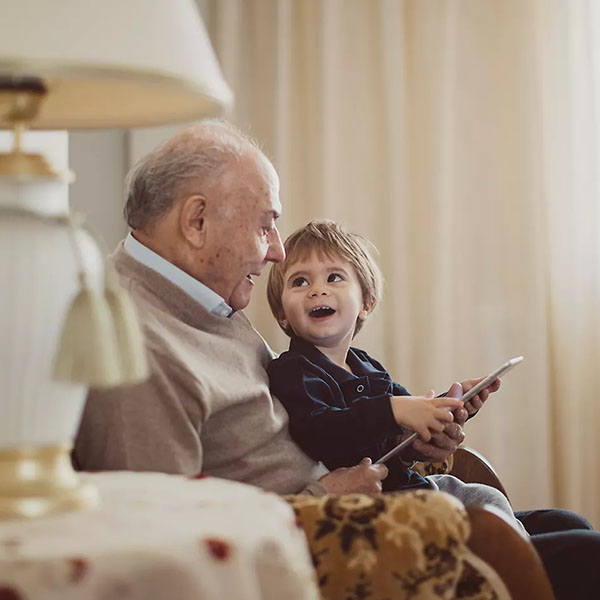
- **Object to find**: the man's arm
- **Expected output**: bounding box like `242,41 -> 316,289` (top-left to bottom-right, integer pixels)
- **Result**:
317,458 -> 388,494
460,376 -> 501,416
74,351 -> 204,474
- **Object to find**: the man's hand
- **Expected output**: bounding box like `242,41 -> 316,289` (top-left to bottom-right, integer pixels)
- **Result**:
404,382 -> 466,463
318,457 -> 388,494
461,376 -> 501,415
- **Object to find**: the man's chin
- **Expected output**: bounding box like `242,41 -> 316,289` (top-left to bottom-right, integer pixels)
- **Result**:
229,283 -> 253,311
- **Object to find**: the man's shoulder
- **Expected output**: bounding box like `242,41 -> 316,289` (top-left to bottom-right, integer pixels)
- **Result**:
109,243 -> 209,335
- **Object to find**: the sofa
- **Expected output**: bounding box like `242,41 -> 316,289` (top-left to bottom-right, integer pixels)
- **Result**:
285,448 -> 555,600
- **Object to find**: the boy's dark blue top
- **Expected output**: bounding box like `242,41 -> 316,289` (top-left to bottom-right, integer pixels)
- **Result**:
267,336 -> 430,491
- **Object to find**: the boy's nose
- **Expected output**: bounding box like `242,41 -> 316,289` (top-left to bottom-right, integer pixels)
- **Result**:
309,287 -> 329,297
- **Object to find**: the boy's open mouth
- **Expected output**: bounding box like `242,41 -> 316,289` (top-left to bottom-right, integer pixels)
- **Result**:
309,305 -> 336,319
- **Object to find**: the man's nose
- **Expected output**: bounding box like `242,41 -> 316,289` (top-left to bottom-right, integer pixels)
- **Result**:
266,228 -> 285,263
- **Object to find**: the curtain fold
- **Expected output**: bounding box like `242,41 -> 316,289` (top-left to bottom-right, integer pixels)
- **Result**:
190,0 -> 600,525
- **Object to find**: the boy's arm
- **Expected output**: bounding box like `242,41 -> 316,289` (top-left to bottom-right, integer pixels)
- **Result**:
268,355 -> 403,468
404,401 -> 467,463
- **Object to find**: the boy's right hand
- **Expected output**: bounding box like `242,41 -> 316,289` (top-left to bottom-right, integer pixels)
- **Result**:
390,392 -> 463,442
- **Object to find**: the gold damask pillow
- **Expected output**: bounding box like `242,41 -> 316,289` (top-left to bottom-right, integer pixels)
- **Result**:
285,490 -> 508,600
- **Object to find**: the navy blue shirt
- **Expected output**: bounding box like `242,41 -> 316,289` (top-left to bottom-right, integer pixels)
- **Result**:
268,336 -> 430,491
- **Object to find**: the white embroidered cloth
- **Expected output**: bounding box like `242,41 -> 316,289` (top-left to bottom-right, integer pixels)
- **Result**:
0,472 -> 319,600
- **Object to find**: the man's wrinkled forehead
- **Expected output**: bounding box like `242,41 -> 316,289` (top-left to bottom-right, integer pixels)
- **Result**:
219,149 -> 279,205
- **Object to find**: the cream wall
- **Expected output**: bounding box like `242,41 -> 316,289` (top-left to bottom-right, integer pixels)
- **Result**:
69,131 -> 128,251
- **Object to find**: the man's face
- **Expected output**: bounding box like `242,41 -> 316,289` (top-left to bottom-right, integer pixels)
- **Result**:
200,151 -> 285,311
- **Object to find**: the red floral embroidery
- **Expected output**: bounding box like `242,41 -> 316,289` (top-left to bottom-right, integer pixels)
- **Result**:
0,587 -> 22,600
68,557 -> 90,583
189,472 -> 210,480
205,538 -> 231,561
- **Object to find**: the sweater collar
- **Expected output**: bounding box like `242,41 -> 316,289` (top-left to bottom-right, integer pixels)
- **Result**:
111,242 -> 251,332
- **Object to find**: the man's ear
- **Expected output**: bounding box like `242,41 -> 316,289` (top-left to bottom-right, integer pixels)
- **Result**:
179,194 -> 207,248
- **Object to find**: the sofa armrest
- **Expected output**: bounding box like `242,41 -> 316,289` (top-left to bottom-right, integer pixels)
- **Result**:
466,505 -> 556,600
285,490 -> 510,600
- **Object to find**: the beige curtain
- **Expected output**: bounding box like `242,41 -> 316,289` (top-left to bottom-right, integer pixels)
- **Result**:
194,0 -> 600,525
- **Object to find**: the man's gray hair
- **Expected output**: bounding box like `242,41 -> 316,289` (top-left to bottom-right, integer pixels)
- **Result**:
124,119 -> 259,230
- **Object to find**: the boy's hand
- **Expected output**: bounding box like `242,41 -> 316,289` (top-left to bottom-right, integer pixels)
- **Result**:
405,382 -> 466,462
390,392 -> 463,442
319,458 -> 388,494
460,377 -> 501,415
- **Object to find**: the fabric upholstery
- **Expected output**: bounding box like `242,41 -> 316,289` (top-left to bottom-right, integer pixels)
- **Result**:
286,490 -> 509,600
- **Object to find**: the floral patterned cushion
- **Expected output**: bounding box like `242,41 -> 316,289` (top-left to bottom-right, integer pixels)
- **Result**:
412,455 -> 454,477
286,490 -> 509,600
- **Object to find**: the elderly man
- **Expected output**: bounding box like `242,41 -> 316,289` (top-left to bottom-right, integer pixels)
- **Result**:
74,120 -> 463,493
74,120 -> 599,599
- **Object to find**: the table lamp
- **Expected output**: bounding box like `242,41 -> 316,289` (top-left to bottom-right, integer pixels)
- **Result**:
0,0 -> 233,519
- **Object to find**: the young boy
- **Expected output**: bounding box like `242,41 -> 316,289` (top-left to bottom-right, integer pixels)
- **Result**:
266,219 -> 525,533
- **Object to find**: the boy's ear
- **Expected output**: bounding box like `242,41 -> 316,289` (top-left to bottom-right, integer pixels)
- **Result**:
179,194 -> 207,248
279,317 -> 289,329
359,297 -> 375,321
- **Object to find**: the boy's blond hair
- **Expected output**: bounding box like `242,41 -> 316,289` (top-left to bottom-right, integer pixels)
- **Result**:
267,219 -> 383,337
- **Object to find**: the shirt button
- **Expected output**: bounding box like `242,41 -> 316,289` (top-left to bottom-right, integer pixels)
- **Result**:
356,384 -> 365,393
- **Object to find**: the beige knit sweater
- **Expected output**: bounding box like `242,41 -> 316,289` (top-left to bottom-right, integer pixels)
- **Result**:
74,244 -> 328,494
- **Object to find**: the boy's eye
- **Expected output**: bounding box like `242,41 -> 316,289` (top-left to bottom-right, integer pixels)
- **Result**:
328,273 -> 343,283
292,277 -> 308,287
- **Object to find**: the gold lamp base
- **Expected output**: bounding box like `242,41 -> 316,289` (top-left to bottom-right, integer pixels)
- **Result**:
0,444 -> 98,520
0,151 -> 63,180
0,84 -> 71,182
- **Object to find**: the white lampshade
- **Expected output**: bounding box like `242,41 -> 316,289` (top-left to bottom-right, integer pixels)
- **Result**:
0,0 -> 233,129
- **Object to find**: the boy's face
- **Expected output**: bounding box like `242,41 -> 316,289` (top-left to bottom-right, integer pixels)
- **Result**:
280,250 -> 368,350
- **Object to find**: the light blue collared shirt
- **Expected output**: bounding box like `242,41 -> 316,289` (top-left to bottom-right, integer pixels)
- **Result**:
123,232 -> 234,318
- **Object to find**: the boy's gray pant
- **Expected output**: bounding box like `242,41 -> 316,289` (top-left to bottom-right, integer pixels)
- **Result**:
427,474 -> 529,537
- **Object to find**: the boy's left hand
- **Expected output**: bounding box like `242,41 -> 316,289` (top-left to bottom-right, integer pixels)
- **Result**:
460,377 -> 501,415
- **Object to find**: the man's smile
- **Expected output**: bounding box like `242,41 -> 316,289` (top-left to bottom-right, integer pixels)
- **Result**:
246,270 -> 263,284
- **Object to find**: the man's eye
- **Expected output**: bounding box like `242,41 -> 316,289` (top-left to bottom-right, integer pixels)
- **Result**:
328,273 -> 343,282
292,277 -> 308,287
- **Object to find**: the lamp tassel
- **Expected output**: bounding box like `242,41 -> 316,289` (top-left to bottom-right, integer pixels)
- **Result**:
53,218 -> 121,387
104,265 -> 149,384
53,272 -> 122,387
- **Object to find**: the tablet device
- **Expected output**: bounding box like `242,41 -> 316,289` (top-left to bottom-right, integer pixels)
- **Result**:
374,355 -> 524,465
